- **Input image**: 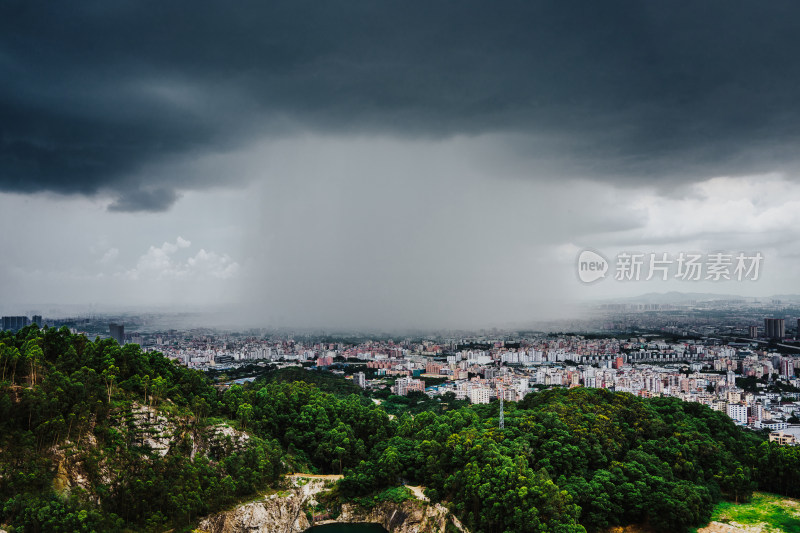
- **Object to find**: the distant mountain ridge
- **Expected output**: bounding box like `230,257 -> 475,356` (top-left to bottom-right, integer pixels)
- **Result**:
599,291 -> 800,305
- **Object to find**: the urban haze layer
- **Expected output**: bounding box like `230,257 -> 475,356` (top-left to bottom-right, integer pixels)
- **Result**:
7,295 -> 800,437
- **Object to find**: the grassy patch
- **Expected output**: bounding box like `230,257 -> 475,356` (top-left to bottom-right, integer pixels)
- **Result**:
373,486 -> 414,504
351,486 -> 414,508
694,492 -> 800,533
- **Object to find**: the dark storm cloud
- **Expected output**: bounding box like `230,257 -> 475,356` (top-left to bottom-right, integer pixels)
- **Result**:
2,0 -> 800,210
107,187 -> 180,213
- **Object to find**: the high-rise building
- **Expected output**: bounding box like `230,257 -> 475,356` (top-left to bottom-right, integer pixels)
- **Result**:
726,403 -> 748,425
109,323 -> 125,345
354,372 -> 366,388
780,358 -> 795,378
2,316 -> 29,332
32,315 -> 43,326
764,318 -> 785,339
394,377 -> 424,396
749,325 -> 758,339
468,387 -> 491,404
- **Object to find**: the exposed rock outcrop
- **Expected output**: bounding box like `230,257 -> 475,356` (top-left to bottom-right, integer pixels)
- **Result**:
45,402 -> 252,503
197,479 -> 330,533
128,403 -> 176,455
198,477 -> 468,533
198,493 -> 312,533
48,443 -> 97,500
334,499 -> 457,533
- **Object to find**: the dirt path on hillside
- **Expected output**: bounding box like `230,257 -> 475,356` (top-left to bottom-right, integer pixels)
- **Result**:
405,485 -> 428,501
286,473 -> 343,480
696,521 -> 766,533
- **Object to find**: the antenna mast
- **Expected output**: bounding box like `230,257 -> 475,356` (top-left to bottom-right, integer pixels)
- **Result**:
499,392 -> 504,429
497,359 -> 505,429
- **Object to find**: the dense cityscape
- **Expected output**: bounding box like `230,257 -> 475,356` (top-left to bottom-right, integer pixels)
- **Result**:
6,297 -> 800,448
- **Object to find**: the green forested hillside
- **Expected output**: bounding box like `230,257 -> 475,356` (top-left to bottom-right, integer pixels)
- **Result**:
2,326 -> 800,533
0,326 -> 283,532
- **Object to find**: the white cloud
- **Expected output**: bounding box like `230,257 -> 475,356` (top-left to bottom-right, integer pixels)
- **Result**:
120,237 -> 238,281
99,247 -> 119,264
186,249 -> 240,279
584,173 -> 800,249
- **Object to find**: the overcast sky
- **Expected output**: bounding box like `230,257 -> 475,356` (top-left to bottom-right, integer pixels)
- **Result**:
3,1 -> 800,329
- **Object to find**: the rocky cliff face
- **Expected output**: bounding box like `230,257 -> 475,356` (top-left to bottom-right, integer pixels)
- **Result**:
48,402 -> 251,502
197,478 -> 330,533
197,478 -> 468,533
198,493 -> 312,533
334,499 -> 457,533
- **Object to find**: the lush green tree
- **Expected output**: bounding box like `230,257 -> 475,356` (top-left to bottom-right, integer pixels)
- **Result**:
237,402 -> 253,430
